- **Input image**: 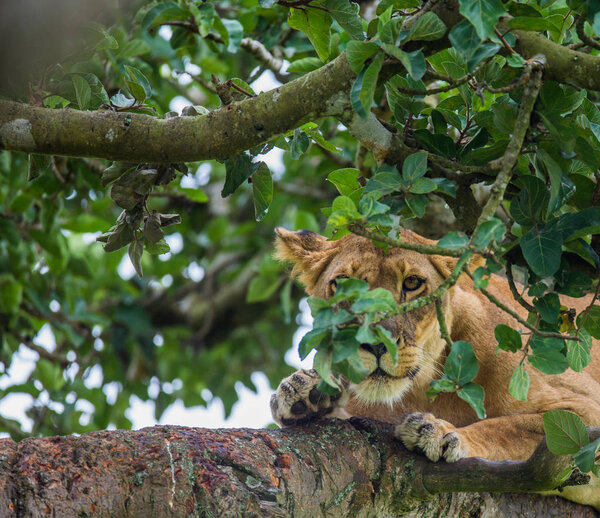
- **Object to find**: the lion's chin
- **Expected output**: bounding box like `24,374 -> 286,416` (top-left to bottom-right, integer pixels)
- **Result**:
351,374 -> 411,406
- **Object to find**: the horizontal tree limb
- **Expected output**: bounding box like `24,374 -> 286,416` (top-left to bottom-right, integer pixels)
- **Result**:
0,419 -> 597,517
2,4 -> 600,164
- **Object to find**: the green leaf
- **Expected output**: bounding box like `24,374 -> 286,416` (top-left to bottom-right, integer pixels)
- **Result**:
413,130 -> 457,158
520,226 -> 562,278
252,163 -> 273,221
328,168 -> 361,195
543,410 -> 589,455
222,19 -> 243,53
449,19 -> 481,58
143,213 -> 164,244
286,57 -> 323,74
365,170 -> 403,196
222,154 -> 259,197
144,238 -> 170,255
314,349 -> 338,387
0,275 -> 23,314
457,382 -> 486,419
406,193 -> 429,218
351,288 -> 397,313
444,341 -> 479,386
380,44 -> 426,80
534,293 -> 560,324
573,437 -> 600,473
128,239 -> 144,277
507,17 -> 555,31
409,177 -> 438,194
332,329 -> 360,362
459,0 -> 506,39
509,364 -> 530,401
124,65 -> 152,101
402,151 -> 428,181
246,274 -> 282,303
142,2 -> 190,29
72,75 -> 91,110
290,128 -> 310,158
179,187 -> 208,203
567,329 -> 592,372
404,12 -> 446,42
351,53 -> 384,119
288,7 -> 332,62
528,345 -> 568,375
323,0 -> 364,40
577,305 -> 600,339
510,175 -> 549,226
472,218 -> 505,251
494,324 -> 522,353
299,327 -> 330,359
346,41 -> 380,73
438,232 -> 468,250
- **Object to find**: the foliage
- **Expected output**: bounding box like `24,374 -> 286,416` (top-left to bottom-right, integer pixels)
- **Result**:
0,0 -> 599,465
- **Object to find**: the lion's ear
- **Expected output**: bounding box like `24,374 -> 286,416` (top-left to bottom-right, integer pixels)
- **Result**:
274,227 -> 335,292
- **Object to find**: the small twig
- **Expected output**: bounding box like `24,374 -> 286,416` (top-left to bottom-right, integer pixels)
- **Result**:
462,268 -> 582,343
350,223 -> 465,257
575,14 -> 600,51
479,57 -> 545,227
211,74 -> 234,105
577,281 -> 600,333
395,59 -> 491,96
9,332 -> 71,367
435,299 -> 453,348
505,261 -> 536,313
494,27 -> 517,55
227,80 -> 256,98
241,38 -> 284,74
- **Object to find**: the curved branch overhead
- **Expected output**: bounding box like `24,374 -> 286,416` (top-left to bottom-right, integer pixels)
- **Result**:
2,2 -> 600,163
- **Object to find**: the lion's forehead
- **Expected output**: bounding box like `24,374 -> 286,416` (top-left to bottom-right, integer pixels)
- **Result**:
326,247 -> 433,280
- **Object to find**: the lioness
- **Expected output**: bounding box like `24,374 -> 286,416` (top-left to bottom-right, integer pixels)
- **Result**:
270,227 -> 600,508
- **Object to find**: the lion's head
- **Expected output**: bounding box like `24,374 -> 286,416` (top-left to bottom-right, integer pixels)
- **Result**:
275,227 -> 472,406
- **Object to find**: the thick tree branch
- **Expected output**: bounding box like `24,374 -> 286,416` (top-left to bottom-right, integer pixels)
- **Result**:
0,53 -> 355,162
0,420 -> 597,516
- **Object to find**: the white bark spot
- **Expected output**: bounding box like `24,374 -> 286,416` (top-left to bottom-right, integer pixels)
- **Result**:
272,89 -> 280,102
0,118 -> 35,151
164,439 -> 176,509
105,128 -> 116,142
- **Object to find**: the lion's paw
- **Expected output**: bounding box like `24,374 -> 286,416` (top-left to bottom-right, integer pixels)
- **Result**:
270,369 -> 345,426
395,413 -> 467,463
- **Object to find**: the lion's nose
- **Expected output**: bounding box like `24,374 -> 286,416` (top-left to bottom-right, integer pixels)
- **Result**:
360,343 -> 387,359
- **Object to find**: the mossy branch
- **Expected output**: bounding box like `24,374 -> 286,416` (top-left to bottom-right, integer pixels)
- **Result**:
476,58 -> 545,228
0,420 -> 597,516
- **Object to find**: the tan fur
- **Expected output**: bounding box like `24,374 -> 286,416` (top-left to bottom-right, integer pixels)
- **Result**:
272,227 -> 600,509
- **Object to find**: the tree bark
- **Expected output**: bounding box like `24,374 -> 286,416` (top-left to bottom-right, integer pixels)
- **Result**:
0,419 -> 597,517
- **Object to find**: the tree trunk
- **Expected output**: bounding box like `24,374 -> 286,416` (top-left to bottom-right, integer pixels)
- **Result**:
0,419 -> 597,517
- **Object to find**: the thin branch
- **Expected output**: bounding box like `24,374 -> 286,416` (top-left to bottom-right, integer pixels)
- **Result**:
394,58 -> 491,96
576,281 -> 600,333
477,57 -> 545,228
349,223 -> 465,257
241,38 -> 285,74
435,298 -> 453,348
506,261 -> 536,313
575,14 -> 600,52
462,268 -> 582,343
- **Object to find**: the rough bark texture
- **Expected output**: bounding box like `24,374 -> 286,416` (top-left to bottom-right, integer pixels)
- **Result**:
0,420 -> 597,517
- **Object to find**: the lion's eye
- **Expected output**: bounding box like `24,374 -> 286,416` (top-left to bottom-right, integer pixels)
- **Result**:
403,276 -> 424,292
